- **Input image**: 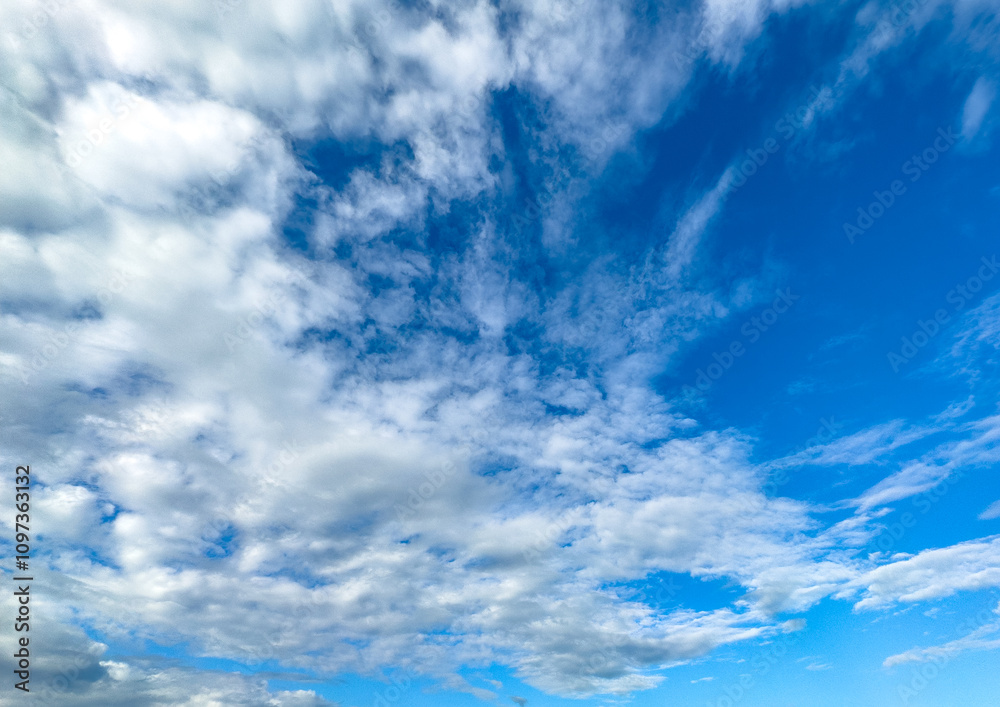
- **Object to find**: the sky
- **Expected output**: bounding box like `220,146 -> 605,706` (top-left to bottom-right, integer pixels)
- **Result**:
1,0 -> 1000,705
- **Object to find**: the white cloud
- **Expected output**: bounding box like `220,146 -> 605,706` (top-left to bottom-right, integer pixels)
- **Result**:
948,292 -> 1000,374
981,500 -> 1000,520
789,0 -> 1000,156
851,537 -> 1000,610
961,76 -> 996,141
0,588 -> 336,706
767,403 -> 1000,512
4,0 -> 1000,700
57,83 -> 297,213
0,87 -> 99,233
768,419 -> 933,471
883,601 -> 1000,667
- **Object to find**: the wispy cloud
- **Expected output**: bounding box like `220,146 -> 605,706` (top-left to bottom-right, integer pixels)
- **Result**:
961,77 -> 997,142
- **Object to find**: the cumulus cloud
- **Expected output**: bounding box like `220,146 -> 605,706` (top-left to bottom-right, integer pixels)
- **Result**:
0,588 -> 336,706
883,600 -> 1000,668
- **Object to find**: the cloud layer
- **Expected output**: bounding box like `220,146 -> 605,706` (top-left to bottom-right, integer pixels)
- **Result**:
2,0 -> 1000,701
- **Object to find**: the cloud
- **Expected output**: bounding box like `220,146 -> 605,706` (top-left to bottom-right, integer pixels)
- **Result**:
767,419 -> 933,471
805,662 -> 831,670
883,601 -> 1000,667
789,0 -> 1000,157
851,537 -> 1000,610
948,292 -> 1000,379
981,500 -> 1000,520
3,0 -> 1000,701
0,87 -> 99,233
767,401 -> 1000,512
0,0 -> 813,689
0,589 -> 337,706
961,77 -> 996,141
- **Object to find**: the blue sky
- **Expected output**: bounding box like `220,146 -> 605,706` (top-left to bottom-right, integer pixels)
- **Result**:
2,0 -> 1000,705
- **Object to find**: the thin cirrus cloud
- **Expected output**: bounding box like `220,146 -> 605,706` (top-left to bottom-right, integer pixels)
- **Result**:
961,77 -> 997,141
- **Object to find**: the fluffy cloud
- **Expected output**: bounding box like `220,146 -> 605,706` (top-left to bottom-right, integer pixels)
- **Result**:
3,0 -> 1000,701
0,589 -> 336,706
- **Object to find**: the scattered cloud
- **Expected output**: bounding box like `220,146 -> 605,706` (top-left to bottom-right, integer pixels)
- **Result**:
3,0 -> 1000,701
982,501 -> 1000,520
961,77 -> 997,142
